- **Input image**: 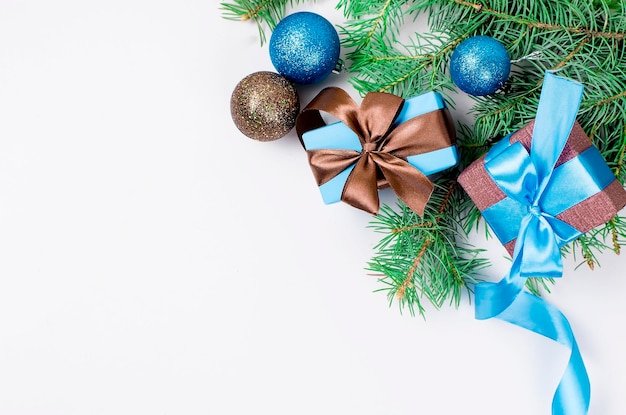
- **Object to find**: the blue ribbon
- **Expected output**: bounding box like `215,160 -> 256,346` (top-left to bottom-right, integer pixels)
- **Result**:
475,72 -> 595,415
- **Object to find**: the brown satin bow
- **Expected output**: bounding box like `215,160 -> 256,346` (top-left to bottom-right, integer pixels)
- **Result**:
296,87 -> 455,216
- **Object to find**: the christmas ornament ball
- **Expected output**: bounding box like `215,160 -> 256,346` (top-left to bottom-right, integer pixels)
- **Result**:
230,71 -> 300,142
269,12 -> 340,84
449,36 -> 511,96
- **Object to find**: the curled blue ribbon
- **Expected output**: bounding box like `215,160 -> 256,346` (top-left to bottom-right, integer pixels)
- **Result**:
474,72 -> 593,415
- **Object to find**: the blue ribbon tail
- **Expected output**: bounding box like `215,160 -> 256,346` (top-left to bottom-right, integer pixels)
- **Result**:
474,274 -> 524,320
475,281 -> 591,415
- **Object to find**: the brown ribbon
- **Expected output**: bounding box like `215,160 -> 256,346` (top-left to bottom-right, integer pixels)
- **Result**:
296,87 -> 455,216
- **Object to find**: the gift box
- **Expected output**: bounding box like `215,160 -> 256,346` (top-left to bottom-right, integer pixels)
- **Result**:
458,78 -> 626,256
458,73 -> 626,414
296,88 -> 458,215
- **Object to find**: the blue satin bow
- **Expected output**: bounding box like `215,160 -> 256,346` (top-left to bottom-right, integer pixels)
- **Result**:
474,72 -> 592,415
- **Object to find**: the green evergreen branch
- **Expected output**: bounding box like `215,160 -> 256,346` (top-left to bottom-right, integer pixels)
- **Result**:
612,129 -> 626,181
368,179 -> 488,316
525,277 -> 555,296
220,0 -> 312,44
379,34 -> 467,94
344,32 -> 465,97
338,0 -> 409,56
590,90 -> 626,108
240,0 -> 275,21
552,36 -> 590,70
608,218 -> 622,254
357,0 -> 394,47
395,237 -> 431,301
447,0 -> 625,40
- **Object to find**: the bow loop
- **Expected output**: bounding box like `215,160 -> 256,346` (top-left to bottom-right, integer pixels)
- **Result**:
485,141 -> 540,207
357,92 -> 405,144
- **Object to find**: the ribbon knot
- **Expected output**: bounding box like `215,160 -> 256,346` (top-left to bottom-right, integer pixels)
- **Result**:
296,87 -> 454,216
361,142 -> 378,153
528,205 -> 542,217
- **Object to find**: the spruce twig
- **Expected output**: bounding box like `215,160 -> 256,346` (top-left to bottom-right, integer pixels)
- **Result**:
220,0 -> 312,44
368,178 -> 488,316
449,0 -> 625,40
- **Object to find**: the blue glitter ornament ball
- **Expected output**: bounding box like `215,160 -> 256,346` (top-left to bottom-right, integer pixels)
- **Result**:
449,36 -> 511,96
269,12 -> 340,85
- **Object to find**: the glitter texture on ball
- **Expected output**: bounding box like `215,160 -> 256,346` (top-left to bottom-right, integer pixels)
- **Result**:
449,36 -> 511,96
230,71 -> 300,142
269,12 -> 340,85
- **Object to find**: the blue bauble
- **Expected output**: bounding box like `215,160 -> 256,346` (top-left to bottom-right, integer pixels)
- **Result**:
449,36 -> 511,96
269,12 -> 340,85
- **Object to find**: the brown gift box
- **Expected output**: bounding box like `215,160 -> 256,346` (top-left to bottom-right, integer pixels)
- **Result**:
458,120 -> 626,255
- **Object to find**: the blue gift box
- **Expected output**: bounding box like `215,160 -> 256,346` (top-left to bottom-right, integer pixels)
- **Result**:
301,91 -> 459,204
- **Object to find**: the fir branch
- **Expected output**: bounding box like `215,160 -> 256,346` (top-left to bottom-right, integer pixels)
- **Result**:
338,0 -> 410,63
353,0 -> 394,47
393,181 -> 454,302
345,31 -> 462,97
525,277 -> 555,297
396,238 -> 431,300
608,218 -> 621,254
243,0 -> 275,21
612,128 -> 626,182
368,178 -> 487,316
572,215 -> 626,270
551,36 -> 589,71
576,236 -> 599,270
220,0 -> 312,44
590,90 -> 626,108
449,0 -> 626,40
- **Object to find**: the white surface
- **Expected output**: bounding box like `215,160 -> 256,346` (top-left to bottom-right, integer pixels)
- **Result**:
0,2 -> 624,414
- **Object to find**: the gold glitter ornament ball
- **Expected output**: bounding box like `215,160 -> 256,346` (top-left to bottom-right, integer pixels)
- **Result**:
230,71 -> 300,141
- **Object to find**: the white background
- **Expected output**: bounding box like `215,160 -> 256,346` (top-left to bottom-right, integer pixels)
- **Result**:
0,1 -> 624,414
